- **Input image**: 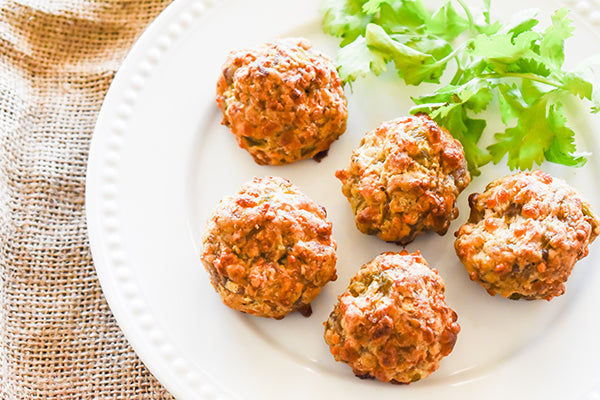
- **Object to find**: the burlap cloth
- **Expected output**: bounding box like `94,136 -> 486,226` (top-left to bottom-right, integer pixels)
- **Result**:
0,1 -> 176,398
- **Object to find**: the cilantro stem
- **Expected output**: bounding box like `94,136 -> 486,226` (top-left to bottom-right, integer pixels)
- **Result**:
441,43 -> 466,64
480,72 -> 563,89
450,66 -> 464,85
455,0 -> 477,34
428,43 -> 467,85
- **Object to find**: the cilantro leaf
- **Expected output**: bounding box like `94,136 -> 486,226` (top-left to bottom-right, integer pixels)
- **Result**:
560,72 -> 593,100
362,0 -> 390,14
505,58 -> 552,76
396,35 -> 453,61
365,23 -> 446,85
496,83 -> 524,124
469,31 -> 539,63
369,0 -> 430,27
488,94 -> 585,170
540,8 -> 574,68
498,8 -> 539,36
439,106 -> 491,175
519,77 -> 545,105
427,1 -> 470,41
482,0 -> 491,24
412,78 -> 493,117
336,36 -> 388,82
487,94 -> 549,170
545,103 -> 587,167
320,0 -> 371,46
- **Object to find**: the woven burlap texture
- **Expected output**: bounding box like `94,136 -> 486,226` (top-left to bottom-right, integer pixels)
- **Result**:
0,1 -> 176,398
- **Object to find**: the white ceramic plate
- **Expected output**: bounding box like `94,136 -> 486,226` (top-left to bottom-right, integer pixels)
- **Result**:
86,0 -> 600,398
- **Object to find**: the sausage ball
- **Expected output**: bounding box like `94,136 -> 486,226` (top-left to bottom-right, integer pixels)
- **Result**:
335,114 -> 470,244
454,170 -> 600,300
324,251 -> 460,384
216,37 -> 348,165
200,176 -> 337,319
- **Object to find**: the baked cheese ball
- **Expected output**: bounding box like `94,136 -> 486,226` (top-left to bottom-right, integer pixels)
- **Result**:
335,114 -> 470,244
324,251 -> 460,383
454,170 -> 600,300
200,176 -> 337,319
216,37 -> 348,165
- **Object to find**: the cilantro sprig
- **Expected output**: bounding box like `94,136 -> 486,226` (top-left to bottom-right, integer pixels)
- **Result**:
321,0 -> 600,175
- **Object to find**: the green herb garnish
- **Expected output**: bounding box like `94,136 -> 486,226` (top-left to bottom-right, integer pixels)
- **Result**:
321,0 -> 600,175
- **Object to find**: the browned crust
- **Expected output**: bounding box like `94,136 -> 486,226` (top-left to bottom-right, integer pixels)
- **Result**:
216,38 -> 347,165
454,170 -> 600,300
336,114 -> 470,244
201,176 -> 337,319
324,251 -> 460,383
